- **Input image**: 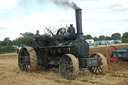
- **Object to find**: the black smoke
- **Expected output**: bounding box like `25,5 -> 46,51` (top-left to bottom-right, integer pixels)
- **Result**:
51,0 -> 79,9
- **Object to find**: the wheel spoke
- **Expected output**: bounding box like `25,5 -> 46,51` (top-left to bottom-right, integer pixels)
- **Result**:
92,67 -> 95,71
21,63 -> 27,71
88,53 -> 107,75
59,54 -> 79,80
93,67 -> 98,73
98,66 -> 103,73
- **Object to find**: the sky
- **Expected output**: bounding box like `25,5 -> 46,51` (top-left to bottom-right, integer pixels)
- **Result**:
0,0 -> 128,40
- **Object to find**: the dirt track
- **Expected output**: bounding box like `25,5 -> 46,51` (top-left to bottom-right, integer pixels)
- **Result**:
0,52 -> 128,85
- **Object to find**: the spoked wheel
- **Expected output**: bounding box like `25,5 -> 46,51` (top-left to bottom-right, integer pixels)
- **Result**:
106,46 -> 118,64
18,46 -> 37,72
88,53 -> 108,75
59,54 -> 79,80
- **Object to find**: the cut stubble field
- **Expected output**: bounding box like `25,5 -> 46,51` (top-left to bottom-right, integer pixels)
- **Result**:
0,43 -> 128,85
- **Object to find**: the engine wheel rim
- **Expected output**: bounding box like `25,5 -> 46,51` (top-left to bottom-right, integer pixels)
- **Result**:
18,48 -> 30,72
60,55 -> 73,79
89,53 -> 108,75
59,54 -> 79,80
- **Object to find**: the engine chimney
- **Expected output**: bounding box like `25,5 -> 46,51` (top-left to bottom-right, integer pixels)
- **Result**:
75,8 -> 83,39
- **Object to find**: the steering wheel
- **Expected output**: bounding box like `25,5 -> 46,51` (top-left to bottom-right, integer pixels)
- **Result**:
56,28 -> 67,38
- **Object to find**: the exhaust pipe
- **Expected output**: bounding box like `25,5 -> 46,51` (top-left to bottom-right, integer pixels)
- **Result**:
75,8 -> 83,39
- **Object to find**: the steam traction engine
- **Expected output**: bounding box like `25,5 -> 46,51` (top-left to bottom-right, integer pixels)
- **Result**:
18,8 -> 108,80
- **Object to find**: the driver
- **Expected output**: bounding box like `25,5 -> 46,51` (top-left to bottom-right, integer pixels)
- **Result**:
33,30 -> 40,40
67,24 -> 75,34
65,24 -> 76,40
35,30 -> 40,38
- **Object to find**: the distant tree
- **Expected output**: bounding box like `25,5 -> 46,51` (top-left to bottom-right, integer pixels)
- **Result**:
2,37 -> 13,46
13,32 -> 34,46
111,33 -> 121,40
20,32 -> 34,39
99,35 -> 105,40
93,36 -> 98,41
122,32 -> 128,38
0,41 -> 4,46
84,34 -> 93,39
13,37 -> 24,46
106,36 -> 111,40
122,32 -> 128,43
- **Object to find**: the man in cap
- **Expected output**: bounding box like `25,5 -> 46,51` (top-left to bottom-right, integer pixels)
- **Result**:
65,24 -> 76,40
34,30 -> 40,39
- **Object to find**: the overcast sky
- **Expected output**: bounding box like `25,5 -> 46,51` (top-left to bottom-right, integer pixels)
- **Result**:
0,0 -> 128,40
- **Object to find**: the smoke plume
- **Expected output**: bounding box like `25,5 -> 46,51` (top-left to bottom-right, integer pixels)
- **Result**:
51,0 -> 79,9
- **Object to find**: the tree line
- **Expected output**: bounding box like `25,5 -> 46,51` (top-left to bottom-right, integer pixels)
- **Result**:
84,32 -> 128,43
0,32 -> 128,47
0,32 -> 34,46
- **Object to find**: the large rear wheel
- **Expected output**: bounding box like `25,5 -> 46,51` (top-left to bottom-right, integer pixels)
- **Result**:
59,54 -> 79,80
18,46 -> 37,72
88,53 -> 108,75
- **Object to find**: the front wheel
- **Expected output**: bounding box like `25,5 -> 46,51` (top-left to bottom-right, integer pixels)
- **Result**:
88,53 -> 108,75
59,54 -> 79,80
